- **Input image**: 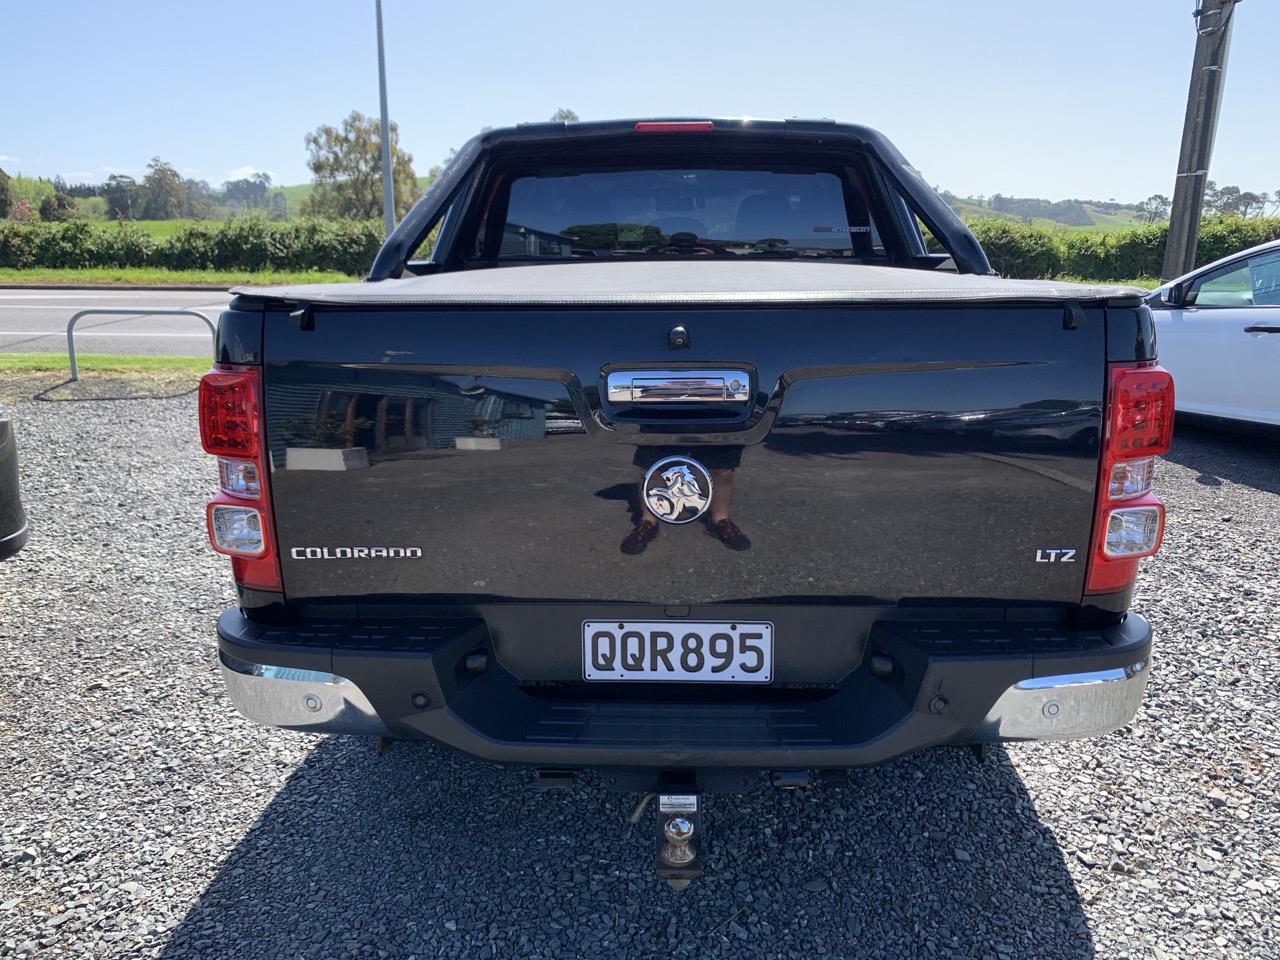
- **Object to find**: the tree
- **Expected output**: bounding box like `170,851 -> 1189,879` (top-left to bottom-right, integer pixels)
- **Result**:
7,175 -> 55,209
38,193 -> 75,221
550,108 -> 579,122
0,168 -> 9,219
1136,194 -> 1171,223
142,157 -> 186,219
103,174 -> 142,219
1203,180 -> 1220,213
300,110 -> 420,220
1239,191 -> 1267,218
184,179 -> 216,219
223,173 -> 272,209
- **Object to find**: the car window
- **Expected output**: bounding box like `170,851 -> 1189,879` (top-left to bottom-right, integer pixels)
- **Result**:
473,166 -> 888,262
1249,250 -> 1280,306
1189,261 -> 1253,307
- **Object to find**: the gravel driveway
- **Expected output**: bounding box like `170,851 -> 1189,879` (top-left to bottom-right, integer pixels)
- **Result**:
1,397 -> 1277,960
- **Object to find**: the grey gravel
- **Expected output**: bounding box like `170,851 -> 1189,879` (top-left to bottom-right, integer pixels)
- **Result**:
1,397 -> 1278,960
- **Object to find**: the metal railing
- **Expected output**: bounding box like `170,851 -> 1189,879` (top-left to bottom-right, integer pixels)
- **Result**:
66,309 -> 215,381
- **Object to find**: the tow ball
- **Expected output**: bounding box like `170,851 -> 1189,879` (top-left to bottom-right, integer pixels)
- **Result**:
654,794 -> 703,890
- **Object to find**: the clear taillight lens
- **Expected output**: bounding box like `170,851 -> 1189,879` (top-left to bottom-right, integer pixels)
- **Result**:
1108,457 -> 1155,500
218,458 -> 260,499
1103,506 -> 1163,558
209,504 -> 266,556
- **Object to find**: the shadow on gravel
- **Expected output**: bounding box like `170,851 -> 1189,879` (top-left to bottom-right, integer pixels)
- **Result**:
1163,421 -> 1280,495
159,739 -> 1093,960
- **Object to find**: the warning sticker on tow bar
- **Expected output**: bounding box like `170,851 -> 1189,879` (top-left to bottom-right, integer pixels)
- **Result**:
659,795 -> 699,813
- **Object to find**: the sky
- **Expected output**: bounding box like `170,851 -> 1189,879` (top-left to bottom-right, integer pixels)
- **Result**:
1,0 -> 1274,203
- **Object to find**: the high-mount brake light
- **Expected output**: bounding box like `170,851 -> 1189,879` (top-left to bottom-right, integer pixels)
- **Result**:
1085,363 -> 1173,594
199,365 -> 281,591
634,121 -> 716,133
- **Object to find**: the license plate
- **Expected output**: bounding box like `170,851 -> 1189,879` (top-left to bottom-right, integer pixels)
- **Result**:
582,621 -> 773,683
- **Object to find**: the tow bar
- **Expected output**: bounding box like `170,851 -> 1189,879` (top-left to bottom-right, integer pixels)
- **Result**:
655,793 -> 702,890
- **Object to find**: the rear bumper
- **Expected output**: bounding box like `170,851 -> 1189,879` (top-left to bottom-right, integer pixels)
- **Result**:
972,661 -> 1148,742
216,608 -> 1151,768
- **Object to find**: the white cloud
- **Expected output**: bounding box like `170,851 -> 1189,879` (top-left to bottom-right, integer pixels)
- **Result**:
0,154 -> 20,162
225,165 -> 272,180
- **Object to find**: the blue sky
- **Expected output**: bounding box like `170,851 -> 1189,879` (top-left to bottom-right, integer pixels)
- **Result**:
1,0 -> 1274,202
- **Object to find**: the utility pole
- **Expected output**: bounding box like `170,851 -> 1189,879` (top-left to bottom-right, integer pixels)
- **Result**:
1161,0 -> 1239,282
375,0 -> 396,237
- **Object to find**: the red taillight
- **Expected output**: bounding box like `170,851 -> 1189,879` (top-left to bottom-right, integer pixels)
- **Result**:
1085,363 -> 1174,594
634,121 -> 716,133
199,371 -> 259,457
199,365 -> 281,592
1107,365 -> 1175,456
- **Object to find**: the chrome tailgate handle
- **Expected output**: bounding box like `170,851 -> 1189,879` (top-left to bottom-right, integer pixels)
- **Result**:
606,369 -> 751,404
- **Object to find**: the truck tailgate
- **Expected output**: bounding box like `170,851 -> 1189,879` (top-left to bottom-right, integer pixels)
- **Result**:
263,302 -> 1104,606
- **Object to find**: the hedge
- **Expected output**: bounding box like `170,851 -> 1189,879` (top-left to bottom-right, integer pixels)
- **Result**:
3,214 -> 1279,281
968,215 -> 1280,280
0,217 -> 383,276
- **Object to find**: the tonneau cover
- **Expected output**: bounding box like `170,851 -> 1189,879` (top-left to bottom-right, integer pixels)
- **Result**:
235,261 -> 1142,307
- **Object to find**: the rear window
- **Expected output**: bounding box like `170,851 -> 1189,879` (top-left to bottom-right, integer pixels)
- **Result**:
469,166 -> 886,262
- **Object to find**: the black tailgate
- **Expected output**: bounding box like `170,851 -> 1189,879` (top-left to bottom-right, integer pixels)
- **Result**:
262,302 -> 1103,606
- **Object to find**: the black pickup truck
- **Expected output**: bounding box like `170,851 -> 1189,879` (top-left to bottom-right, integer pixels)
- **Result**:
202,119 -> 1172,882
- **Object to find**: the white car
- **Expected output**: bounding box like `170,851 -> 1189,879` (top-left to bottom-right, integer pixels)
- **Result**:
1147,239 -> 1280,428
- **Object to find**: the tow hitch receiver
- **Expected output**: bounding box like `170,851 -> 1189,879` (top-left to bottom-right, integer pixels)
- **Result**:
655,794 -> 702,890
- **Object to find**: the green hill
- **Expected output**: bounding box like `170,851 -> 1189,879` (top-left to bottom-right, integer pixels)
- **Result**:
945,196 -> 1145,233
268,176 -> 437,218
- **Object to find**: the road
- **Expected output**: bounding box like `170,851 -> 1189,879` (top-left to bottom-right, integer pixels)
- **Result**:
0,289 -> 232,357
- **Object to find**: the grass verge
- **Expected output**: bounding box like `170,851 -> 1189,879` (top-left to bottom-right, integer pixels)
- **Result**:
1055,276 -> 1160,289
0,267 -> 353,287
0,353 -> 210,374
0,353 -> 207,403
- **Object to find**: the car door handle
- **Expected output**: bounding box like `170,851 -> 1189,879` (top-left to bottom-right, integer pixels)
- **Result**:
1243,324 -> 1280,334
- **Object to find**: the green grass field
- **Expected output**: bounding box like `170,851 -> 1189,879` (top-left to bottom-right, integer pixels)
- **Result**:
0,267 -> 353,286
0,353 -> 208,402
108,219 -> 205,238
0,353 -> 210,374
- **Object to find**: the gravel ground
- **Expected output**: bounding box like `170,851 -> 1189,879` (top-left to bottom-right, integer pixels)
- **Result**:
1,397 -> 1277,960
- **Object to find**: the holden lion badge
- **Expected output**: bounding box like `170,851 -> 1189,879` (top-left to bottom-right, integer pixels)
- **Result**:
643,456 -> 712,524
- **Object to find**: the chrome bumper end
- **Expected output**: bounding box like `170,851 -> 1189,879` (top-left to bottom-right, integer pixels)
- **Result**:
974,658 -> 1150,743
218,650 -> 390,736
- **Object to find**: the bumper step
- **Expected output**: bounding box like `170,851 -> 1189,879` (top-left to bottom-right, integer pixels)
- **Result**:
216,608 -> 1152,767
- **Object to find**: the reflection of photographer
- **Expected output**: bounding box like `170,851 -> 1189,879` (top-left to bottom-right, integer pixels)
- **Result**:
622,447 -> 751,555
